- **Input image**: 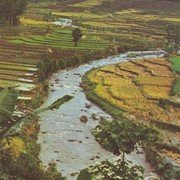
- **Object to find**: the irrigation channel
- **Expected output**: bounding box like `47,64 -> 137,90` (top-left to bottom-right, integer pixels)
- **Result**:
38,51 -> 165,179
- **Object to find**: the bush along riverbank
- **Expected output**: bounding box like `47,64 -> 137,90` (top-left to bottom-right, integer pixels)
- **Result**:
81,57 -> 180,179
37,45 -> 119,81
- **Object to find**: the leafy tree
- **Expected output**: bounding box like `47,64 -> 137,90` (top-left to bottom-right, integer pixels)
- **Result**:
78,119 -> 160,179
72,28 -> 83,46
0,0 -> 28,26
93,119 -> 159,162
87,159 -> 144,180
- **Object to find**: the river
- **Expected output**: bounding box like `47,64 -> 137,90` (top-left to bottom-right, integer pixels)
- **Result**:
38,51 -> 164,179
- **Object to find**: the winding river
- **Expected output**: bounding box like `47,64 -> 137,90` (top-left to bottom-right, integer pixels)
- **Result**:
38,51 -> 164,179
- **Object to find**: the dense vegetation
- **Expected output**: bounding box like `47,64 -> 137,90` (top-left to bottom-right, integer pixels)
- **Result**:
170,56 -> 180,98
0,0 -> 29,26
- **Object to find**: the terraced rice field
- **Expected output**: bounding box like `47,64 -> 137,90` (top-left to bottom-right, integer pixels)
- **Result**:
28,0 -> 179,52
7,28 -> 110,50
0,18 -> 110,103
53,10 -> 166,42
86,57 -> 180,167
87,58 -> 180,125
0,2 -> 112,102
0,61 -> 38,100
0,23 -> 110,101
0,35 -> 41,100
0,0 -> 179,101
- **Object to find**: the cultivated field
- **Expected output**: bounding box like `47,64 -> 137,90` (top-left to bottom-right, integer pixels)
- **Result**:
86,56 -> 180,166
0,0 -> 179,101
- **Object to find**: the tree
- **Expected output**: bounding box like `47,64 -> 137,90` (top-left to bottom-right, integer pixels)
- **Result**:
79,119 -> 160,179
72,28 -> 83,46
0,0 -> 29,26
93,120 -> 159,162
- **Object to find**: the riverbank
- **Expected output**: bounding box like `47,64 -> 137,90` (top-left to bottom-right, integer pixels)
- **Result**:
37,51 -> 165,179
0,113 -> 66,179
82,55 -> 180,179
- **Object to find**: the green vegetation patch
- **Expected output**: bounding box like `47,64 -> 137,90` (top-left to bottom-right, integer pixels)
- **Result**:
172,77 -> 180,96
169,56 -> 180,96
0,88 -> 19,123
8,28 -> 110,51
169,56 -> 180,74
0,79 -> 35,91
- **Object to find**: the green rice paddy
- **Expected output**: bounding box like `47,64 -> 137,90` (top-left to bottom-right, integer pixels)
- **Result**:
0,0 -> 179,101
169,56 -> 180,96
0,60 -> 37,98
0,79 -> 35,91
172,77 -> 180,96
169,56 -> 180,74
8,29 -> 110,50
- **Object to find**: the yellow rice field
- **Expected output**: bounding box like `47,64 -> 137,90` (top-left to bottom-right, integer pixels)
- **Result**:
87,58 -> 180,125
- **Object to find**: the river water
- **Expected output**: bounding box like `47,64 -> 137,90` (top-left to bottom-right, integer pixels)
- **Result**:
38,51 -> 164,179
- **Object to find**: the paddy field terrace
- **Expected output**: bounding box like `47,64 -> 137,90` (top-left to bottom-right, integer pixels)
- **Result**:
0,0 -> 179,108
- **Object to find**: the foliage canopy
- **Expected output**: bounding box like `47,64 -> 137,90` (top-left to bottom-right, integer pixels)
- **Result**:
0,0 -> 28,26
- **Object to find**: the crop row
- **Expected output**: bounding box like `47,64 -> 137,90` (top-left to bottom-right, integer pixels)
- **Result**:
133,59 -> 174,77
87,57 -> 178,126
0,63 -> 38,72
0,79 -> 35,92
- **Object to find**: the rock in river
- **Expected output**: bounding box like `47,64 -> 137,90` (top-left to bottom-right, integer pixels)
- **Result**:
80,115 -> 88,123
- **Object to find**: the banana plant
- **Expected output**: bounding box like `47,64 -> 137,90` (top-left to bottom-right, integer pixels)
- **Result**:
0,88 -> 19,123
